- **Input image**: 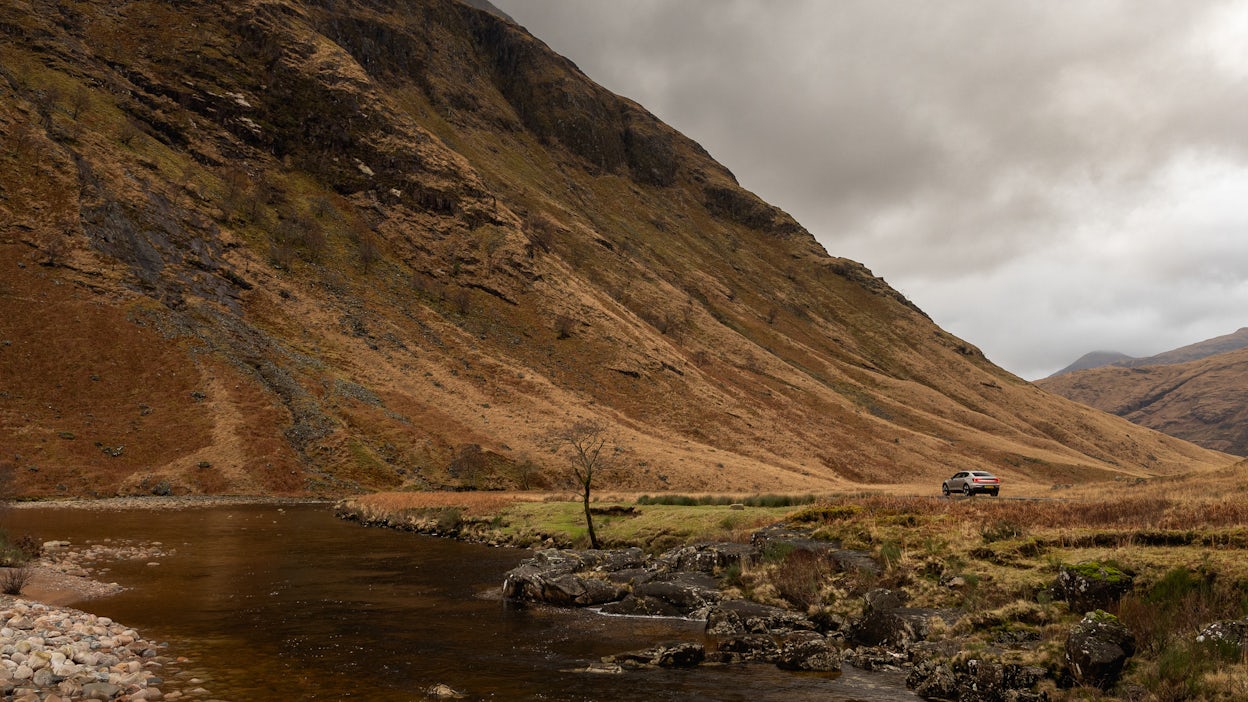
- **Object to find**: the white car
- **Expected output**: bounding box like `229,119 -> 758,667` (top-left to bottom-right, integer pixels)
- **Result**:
942,471 -> 1000,497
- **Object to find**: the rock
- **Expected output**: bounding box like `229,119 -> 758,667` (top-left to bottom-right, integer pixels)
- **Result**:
1196,616 -> 1248,652
1065,610 -> 1136,689
711,634 -> 780,663
841,645 -> 908,671
863,588 -> 908,614
849,606 -> 937,649
654,543 -> 752,574
632,573 -> 721,614
705,600 -> 815,636
907,658 -> 1048,702
82,682 -> 122,700
425,683 -> 465,699
776,631 -> 840,672
1052,562 -> 1134,613
606,642 -> 705,669
598,595 -> 682,618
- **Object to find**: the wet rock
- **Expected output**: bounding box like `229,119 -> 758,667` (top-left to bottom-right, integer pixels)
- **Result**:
502,548 -> 642,606
632,573 -> 721,615
776,631 -> 840,672
425,683 -> 465,699
1051,562 -> 1133,614
606,642 -> 705,669
710,634 -> 780,664
1065,610 -> 1135,690
598,595 -> 682,618
705,600 -> 815,636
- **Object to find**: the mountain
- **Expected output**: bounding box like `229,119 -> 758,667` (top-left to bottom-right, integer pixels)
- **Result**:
1048,328 -> 1248,377
1039,342 -> 1248,456
1051,351 -> 1134,377
0,0 -> 1231,498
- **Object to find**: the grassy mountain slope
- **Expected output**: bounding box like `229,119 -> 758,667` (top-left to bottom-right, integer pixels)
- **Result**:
0,0 -> 1231,497
1039,346 -> 1248,457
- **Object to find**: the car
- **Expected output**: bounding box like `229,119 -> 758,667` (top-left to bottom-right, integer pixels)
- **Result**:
942,470 -> 1000,497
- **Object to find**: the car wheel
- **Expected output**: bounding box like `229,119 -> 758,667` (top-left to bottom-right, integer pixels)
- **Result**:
962,484 -> 971,497
942,484 -> 950,496
990,489 -> 999,497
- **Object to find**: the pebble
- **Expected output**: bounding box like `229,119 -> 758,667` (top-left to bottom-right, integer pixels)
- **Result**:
0,598 -> 209,701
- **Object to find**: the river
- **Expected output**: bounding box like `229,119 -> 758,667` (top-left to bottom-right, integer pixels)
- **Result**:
3,503 -> 916,701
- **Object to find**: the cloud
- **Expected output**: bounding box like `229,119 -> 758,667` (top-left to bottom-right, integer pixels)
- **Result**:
499,0 -> 1248,378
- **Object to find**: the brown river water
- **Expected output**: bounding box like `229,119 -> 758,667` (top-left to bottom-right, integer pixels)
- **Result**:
3,504 -> 917,701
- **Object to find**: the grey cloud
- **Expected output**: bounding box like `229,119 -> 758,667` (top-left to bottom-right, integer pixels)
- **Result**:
499,0 -> 1248,378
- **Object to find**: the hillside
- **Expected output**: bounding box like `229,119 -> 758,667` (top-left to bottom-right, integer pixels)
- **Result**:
1048,328 -> 1248,377
1039,345 -> 1248,456
0,0 -> 1231,498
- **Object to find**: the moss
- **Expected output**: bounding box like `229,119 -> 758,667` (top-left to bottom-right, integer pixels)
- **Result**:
1067,561 -> 1131,584
1085,609 -> 1119,623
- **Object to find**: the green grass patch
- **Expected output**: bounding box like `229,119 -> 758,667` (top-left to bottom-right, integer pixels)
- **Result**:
493,501 -> 794,551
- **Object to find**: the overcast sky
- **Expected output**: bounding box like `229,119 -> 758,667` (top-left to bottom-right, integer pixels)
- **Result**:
495,1 -> 1248,379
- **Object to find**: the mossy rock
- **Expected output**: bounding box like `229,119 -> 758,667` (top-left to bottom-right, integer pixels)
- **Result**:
1053,562 -> 1135,613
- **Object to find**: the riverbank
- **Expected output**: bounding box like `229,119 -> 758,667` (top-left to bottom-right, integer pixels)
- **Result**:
339,485 -> 1248,700
0,596 -> 220,701
6,496 -> 329,512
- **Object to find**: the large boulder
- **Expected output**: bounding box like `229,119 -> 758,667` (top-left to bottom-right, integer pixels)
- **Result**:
1052,562 -> 1134,613
502,565 -> 627,606
776,631 -> 841,672
710,634 -> 781,663
849,590 -> 939,649
1065,610 -> 1136,690
654,543 -> 753,574
705,599 -> 816,636
1196,616 -> 1248,653
632,572 -> 722,615
502,548 -> 643,606
907,658 -> 1047,702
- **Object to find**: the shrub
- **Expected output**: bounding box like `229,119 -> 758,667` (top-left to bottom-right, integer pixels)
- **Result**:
790,503 -> 862,523
771,549 -> 831,610
436,507 -> 463,533
981,519 -> 1025,543
0,566 -> 32,596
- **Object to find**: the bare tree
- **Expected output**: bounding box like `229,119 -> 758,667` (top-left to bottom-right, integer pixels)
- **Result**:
549,420 -> 619,549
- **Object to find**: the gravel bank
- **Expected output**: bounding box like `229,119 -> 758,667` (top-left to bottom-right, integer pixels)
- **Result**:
0,597 -> 219,701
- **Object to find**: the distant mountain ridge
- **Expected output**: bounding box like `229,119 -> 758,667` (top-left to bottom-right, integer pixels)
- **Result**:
1039,330 -> 1248,456
1049,328 -> 1248,378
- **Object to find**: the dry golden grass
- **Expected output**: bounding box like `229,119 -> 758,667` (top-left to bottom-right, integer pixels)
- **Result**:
350,491 -> 544,516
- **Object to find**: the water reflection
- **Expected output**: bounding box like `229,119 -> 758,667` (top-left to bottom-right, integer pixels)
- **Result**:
3,505 -> 915,701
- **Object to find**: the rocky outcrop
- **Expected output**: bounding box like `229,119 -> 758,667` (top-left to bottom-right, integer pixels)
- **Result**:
1065,611 -> 1136,690
848,588 -> 945,649
906,658 -> 1048,702
705,600 -> 817,636
1051,562 -> 1134,613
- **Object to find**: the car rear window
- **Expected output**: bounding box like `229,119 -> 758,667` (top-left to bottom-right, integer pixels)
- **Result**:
970,471 -> 994,477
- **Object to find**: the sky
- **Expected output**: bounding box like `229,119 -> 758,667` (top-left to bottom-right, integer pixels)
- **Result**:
495,0 -> 1248,379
